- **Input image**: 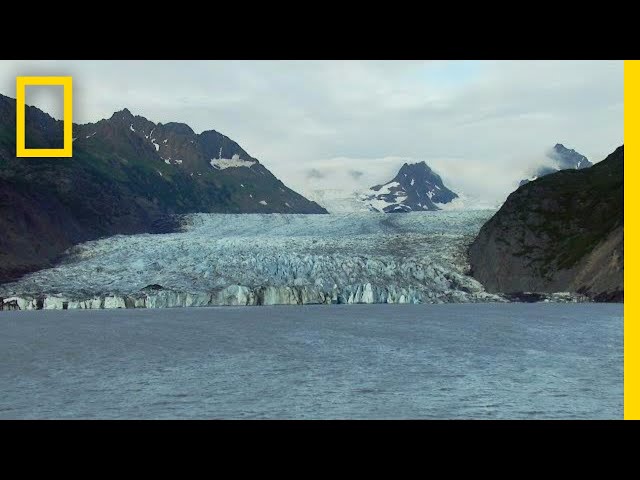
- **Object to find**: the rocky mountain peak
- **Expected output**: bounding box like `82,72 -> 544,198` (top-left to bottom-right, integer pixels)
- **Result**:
111,108 -> 134,121
161,122 -> 194,136
548,143 -> 591,169
520,143 -> 593,187
398,160 -> 427,173
364,161 -> 458,213
395,161 -> 440,183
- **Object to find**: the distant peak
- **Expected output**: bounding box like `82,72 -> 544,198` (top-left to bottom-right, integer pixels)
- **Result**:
522,144 -> 592,187
163,122 -> 194,135
367,159 -> 458,212
399,160 -> 431,172
549,143 -> 588,161
552,143 -> 579,155
200,129 -> 223,137
111,108 -> 134,120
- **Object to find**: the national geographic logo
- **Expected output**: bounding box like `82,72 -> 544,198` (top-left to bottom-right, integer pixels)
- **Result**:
15,76 -> 72,157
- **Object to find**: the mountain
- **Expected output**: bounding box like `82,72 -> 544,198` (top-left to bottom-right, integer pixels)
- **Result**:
519,144 -> 593,187
363,161 -> 458,213
0,94 -> 326,283
468,146 -> 623,302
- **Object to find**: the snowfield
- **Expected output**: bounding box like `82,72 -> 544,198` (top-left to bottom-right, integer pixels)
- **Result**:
210,154 -> 256,170
303,189 -> 373,214
302,188 -> 501,214
0,211 -> 567,310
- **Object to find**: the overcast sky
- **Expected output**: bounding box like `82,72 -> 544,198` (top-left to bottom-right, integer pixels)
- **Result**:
0,60 -> 623,204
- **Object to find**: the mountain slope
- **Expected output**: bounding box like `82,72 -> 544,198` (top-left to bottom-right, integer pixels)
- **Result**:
519,143 -> 593,187
469,146 -> 623,301
0,94 -> 326,283
363,161 -> 458,213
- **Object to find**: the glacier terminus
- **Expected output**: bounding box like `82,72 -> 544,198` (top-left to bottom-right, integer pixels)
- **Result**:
0,211 -> 585,310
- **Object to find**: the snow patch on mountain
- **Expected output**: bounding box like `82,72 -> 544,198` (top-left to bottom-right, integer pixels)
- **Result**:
363,161 -> 459,213
210,154 -> 256,170
303,189 -> 374,214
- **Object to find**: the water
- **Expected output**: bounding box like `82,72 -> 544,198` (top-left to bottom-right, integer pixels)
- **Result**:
0,303 -> 622,419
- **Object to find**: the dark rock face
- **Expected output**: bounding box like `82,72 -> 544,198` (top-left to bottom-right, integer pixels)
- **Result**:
0,94 -> 326,283
365,161 -> 458,213
469,146 -> 623,302
519,143 -> 593,187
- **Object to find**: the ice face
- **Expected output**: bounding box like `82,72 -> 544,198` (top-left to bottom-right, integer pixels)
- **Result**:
1,211 -> 512,309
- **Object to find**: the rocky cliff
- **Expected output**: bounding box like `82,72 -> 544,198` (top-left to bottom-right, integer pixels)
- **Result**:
469,146 -> 623,301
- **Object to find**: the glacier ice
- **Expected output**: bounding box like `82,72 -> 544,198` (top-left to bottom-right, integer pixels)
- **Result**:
0,211 -> 583,310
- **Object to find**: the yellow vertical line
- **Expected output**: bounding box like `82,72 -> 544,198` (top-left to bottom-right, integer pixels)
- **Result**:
15,77 -> 25,157
625,60 -> 636,419
63,77 -> 73,157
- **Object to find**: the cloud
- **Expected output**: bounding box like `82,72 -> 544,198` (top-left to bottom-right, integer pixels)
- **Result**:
306,168 -> 325,179
0,60 -> 623,204
287,156 -> 414,196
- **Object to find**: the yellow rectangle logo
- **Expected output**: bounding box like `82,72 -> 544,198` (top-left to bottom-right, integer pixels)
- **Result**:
15,76 -> 73,157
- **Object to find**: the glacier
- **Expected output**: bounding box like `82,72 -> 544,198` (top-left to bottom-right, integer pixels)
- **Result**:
0,211 -> 587,310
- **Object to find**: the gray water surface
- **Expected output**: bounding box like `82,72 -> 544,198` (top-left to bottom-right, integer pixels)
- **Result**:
0,303 -> 622,419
